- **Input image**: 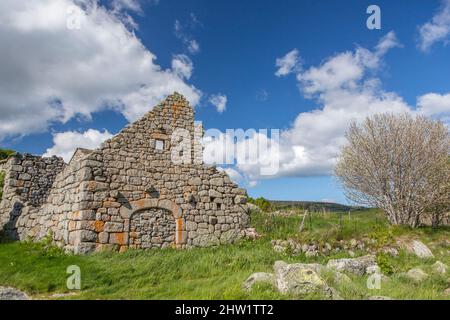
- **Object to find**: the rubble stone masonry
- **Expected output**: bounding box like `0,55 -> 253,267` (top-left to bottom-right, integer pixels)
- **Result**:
0,93 -> 249,253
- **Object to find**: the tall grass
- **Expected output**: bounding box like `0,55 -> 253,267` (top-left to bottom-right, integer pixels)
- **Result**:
0,209 -> 448,300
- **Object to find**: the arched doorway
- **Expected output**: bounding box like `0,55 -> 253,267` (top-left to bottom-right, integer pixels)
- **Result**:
120,199 -> 186,248
129,207 -> 176,249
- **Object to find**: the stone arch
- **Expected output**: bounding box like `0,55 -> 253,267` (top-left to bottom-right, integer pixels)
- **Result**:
120,199 -> 186,247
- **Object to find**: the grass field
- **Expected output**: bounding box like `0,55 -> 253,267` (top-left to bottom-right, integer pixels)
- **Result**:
0,209 -> 448,300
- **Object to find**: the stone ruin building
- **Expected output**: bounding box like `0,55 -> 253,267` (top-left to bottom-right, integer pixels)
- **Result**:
0,93 -> 250,254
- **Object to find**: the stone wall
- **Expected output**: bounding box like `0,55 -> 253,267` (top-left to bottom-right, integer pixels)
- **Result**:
0,93 -> 249,253
0,154 -> 65,240
66,93 -> 249,253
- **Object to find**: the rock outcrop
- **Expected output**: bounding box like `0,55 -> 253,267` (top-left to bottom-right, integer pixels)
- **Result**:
0,287 -> 30,300
326,255 -> 377,275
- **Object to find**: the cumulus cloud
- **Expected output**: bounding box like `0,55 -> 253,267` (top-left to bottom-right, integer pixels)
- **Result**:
417,92 -> 450,122
171,54 -> 193,79
275,49 -> 301,77
209,94 -> 227,113
43,129 -> 113,162
418,0 -> 450,51
0,0 -> 201,141
207,32 -> 450,184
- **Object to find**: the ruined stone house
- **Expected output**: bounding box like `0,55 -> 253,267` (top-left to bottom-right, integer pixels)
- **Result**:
0,93 -> 249,253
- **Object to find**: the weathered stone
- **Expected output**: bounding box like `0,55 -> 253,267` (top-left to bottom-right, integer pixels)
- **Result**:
220,229 -> 240,244
18,173 -> 32,181
241,227 -> 260,240
208,189 -> 222,198
74,242 -> 97,254
432,261 -> 447,274
273,261 -> 337,299
210,178 -> 224,187
273,245 -> 286,253
0,287 -> 30,300
399,240 -> 434,259
234,195 -> 247,204
104,222 -> 123,232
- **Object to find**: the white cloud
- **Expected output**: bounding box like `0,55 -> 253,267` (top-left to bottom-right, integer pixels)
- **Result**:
187,39 -> 200,54
43,129 -> 113,162
297,32 -> 400,95
171,54 -> 193,79
0,0 -> 201,141
205,32 -> 450,184
418,0 -> 450,51
209,94 -> 227,113
275,49 -> 301,77
174,16 -> 201,55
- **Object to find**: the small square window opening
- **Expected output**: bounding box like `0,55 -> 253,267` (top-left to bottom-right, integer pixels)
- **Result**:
155,140 -> 164,150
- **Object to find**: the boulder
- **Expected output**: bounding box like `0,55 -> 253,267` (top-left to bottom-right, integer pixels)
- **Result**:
432,261 -> 447,274
406,268 -> 428,282
0,287 -> 30,300
366,265 -> 381,275
326,255 -> 377,275
241,228 -> 260,240
243,272 -> 276,291
305,250 -> 319,258
273,261 -> 337,299
400,240 -> 434,259
273,245 -> 286,253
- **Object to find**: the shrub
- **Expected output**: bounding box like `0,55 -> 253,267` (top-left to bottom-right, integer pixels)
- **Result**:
335,113 -> 450,228
0,148 -> 15,160
248,197 -> 273,212
376,252 -> 396,275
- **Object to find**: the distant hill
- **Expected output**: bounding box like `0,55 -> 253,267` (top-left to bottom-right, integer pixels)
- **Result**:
270,200 -> 365,212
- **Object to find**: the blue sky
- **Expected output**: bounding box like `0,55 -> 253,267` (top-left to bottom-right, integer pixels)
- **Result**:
1,0 -> 450,204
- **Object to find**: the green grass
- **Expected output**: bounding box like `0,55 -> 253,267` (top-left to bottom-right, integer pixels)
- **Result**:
0,148 -> 15,161
0,209 -> 448,300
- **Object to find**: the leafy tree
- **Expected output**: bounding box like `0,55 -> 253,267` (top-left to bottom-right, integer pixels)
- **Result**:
248,196 -> 273,212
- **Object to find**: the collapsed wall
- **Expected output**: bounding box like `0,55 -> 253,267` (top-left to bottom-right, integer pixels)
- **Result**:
0,93 -> 250,253
0,154 -> 66,240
